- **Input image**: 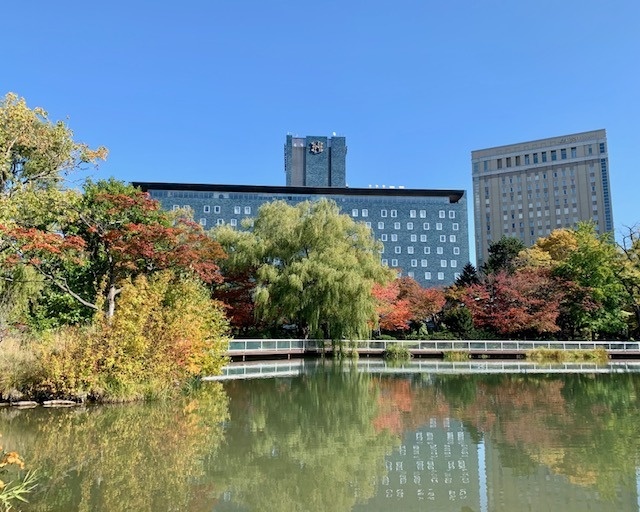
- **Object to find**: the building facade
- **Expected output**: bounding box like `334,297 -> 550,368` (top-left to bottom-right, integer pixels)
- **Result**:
133,182 -> 470,287
285,134 -> 346,187
472,129 -> 613,265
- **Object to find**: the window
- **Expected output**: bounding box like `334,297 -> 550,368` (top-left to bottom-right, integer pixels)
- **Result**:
230,218 -> 237,227
449,211 -> 455,219
425,272 -> 432,280
216,218 -> 224,226
450,235 -> 456,242
436,223 -> 443,230
204,205 -> 211,213
542,152 -> 547,163
394,222 -> 401,230
440,259 -> 447,267
407,247 -> 414,254
407,222 -> 414,230
391,234 -> 398,241
439,235 -> 446,242
525,154 -> 530,165
391,259 -> 398,267
419,210 -> 426,218
244,206 -> 251,214
450,260 -> 457,268
390,210 -> 397,218
381,234 -> 387,241
411,259 -> 417,267
381,209 -> 388,217
437,272 -> 444,281
515,155 -> 521,166
561,148 -> 567,159
600,142 -> 606,154
410,234 -> 417,242
420,235 -> 427,242
352,209 -> 358,217
234,206 -> 241,214
423,247 -> 431,254
506,157 -> 511,167
483,160 -> 489,171
551,150 -> 557,161
437,247 -> 443,254
497,159 -> 503,169
452,223 -> 459,231
365,222 -> 371,228
214,206 -> 221,214
454,272 -> 461,280
439,210 -> 446,218
199,218 -> 207,226
410,210 -> 416,218
361,209 -> 368,217
378,222 -> 384,229
394,246 -> 401,254
533,153 -> 539,164
453,247 -> 460,255
421,259 -> 428,267
423,222 -> 430,230
172,205 -> 180,210
381,259 -> 388,266
408,271 -> 415,278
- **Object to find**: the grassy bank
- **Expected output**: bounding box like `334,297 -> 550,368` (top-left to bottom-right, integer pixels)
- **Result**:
525,348 -> 609,363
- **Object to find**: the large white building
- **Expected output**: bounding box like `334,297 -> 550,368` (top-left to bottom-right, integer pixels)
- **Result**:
472,129 -> 613,265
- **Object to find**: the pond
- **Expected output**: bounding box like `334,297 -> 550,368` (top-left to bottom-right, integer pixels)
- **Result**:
3,360 -> 640,511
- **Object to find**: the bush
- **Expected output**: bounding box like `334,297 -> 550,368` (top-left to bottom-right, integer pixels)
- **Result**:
383,343 -> 412,361
2,271 -> 230,402
526,348 -> 609,363
0,437 -> 37,511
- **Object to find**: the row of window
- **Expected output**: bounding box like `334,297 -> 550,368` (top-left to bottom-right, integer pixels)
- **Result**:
361,209 -> 456,219
381,246 -> 461,255
475,143 -> 606,173
380,264 -> 459,282
374,222 -> 459,231
380,234 -> 458,243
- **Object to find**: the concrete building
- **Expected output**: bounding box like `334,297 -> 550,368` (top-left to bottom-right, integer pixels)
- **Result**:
472,129 -> 613,265
285,134 -> 346,187
134,134 -> 470,287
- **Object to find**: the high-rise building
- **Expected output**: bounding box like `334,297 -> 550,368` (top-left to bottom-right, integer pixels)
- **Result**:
134,134 -> 470,287
285,134 -> 346,187
472,129 -> 613,265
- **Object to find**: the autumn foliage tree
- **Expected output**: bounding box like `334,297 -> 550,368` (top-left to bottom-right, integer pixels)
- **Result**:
372,281 -> 412,332
462,267 -> 562,338
0,179 -> 226,321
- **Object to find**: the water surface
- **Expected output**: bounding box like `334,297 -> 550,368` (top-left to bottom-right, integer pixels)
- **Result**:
2,360 -> 640,511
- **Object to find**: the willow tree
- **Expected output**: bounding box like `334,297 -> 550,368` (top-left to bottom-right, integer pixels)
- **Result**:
214,199 -> 393,340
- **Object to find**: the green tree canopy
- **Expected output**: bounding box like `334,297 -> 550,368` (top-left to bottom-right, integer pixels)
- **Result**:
213,199 -> 394,340
482,236 -> 525,275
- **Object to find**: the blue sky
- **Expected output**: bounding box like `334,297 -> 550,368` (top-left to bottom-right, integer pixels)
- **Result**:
4,1 -> 640,260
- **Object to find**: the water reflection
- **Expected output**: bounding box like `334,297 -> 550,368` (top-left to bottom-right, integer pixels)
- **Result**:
0,383 -> 229,512
2,362 -> 640,511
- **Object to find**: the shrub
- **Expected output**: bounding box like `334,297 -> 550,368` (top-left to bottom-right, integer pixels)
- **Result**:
4,271 -> 229,402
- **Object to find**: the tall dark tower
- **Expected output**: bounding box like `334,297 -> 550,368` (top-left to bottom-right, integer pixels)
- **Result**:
284,134 -> 346,187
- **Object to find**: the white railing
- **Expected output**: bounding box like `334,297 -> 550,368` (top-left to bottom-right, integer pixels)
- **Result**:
227,339 -> 640,355
208,359 -> 640,381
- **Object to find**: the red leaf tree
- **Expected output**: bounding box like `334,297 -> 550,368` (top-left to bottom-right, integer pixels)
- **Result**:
461,267 -> 562,337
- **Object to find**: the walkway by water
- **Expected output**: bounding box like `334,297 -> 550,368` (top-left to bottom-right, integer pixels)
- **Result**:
227,338 -> 640,361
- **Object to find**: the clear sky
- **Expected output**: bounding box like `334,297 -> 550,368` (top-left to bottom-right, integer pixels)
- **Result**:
4,0 -> 640,261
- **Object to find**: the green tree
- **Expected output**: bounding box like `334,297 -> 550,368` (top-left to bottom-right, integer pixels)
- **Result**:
553,223 -> 627,339
455,262 -> 479,287
213,199 -> 393,341
618,225 -> 640,336
482,236 -> 525,275
0,92 -> 107,197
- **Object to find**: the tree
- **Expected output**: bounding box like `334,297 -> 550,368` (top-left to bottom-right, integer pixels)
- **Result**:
552,223 -> 627,339
372,281 -> 412,332
482,236 -> 525,275
0,179 -> 226,321
618,225 -> 640,336
213,199 -> 393,340
396,277 -> 446,327
0,92 -> 107,197
454,262 -> 479,287
462,267 -> 562,338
